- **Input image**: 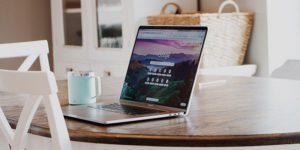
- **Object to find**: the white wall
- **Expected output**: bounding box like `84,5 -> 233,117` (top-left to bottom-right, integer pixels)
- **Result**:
267,0 -> 300,74
200,0 -> 269,76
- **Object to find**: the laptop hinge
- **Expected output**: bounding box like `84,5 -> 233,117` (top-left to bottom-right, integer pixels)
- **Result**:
119,99 -> 186,113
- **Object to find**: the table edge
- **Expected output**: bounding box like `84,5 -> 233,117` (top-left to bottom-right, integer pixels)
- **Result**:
10,121 -> 300,147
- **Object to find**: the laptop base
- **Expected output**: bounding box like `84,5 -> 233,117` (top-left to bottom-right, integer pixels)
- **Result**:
62,102 -> 183,125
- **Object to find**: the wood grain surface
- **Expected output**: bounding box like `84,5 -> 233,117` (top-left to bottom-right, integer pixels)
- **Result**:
2,76 -> 300,147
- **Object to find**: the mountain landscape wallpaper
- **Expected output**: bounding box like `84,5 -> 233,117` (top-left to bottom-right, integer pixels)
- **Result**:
120,37 -> 203,109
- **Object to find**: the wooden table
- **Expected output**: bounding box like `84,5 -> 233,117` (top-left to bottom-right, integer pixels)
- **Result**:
3,76 -> 300,147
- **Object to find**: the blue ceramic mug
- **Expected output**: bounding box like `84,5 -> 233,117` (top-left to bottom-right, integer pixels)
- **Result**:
67,71 -> 101,105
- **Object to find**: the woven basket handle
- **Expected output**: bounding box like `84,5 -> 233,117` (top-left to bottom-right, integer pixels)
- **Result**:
218,0 -> 240,13
160,2 -> 182,15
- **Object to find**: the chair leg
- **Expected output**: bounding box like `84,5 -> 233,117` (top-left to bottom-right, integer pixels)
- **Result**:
43,95 -> 72,150
0,128 -> 10,150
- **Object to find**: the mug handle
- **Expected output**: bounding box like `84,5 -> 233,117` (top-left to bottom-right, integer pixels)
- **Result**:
94,76 -> 101,96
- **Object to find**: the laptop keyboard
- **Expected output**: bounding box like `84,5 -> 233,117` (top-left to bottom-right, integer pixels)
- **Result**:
88,103 -> 164,115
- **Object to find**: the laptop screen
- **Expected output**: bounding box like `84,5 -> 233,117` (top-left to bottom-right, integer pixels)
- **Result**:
120,26 -> 207,109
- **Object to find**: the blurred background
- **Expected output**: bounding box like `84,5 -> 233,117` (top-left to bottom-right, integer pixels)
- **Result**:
0,0 -> 300,79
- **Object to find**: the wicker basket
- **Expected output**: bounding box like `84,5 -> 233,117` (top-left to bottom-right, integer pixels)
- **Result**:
147,0 -> 254,68
148,14 -> 201,25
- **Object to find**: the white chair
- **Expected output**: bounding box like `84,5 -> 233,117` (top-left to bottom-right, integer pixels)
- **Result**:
0,41 -> 71,149
0,69 -> 72,150
271,60 -> 300,80
0,40 -> 51,106
0,40 -> 50,71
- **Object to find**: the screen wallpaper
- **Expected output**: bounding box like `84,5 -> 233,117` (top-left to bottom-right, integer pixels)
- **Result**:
120,28 -> 206,109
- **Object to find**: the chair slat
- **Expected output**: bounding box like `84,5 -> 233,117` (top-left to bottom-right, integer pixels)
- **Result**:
0,41 -> 48,58
0,70 -> 57,95
18,54 -> 39,71
12,96 -> 42,150
39,54 -> 51,71
0,107 -> 14,143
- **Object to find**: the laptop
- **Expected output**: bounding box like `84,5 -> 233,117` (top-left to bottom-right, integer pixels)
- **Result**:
62,26 -> 208,124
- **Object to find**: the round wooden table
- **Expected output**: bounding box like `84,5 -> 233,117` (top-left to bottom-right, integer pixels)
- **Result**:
3,76 -> 300,147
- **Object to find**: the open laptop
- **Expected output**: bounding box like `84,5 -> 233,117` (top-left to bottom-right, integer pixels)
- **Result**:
62,26 -> 207,124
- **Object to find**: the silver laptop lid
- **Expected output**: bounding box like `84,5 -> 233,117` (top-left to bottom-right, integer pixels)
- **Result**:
120,26 -> 207,111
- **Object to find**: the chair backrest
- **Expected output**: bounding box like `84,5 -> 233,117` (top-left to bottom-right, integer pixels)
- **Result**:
0,40 -> 50,71
271,60 -> 300,80
0,70 -> 71,150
